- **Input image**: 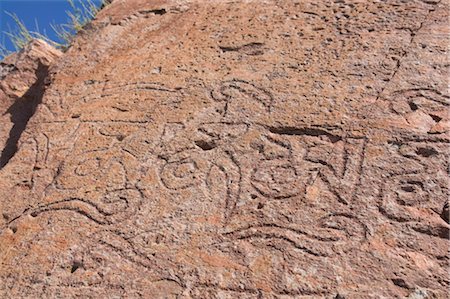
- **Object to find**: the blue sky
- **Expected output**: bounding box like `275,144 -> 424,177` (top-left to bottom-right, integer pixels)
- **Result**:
0,0 -> 102,55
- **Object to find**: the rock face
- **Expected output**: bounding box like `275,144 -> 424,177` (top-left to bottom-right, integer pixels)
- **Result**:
0,40 -> 62,168
0,0 -> 449,298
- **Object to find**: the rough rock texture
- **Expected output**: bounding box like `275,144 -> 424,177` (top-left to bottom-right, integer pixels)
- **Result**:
0,40 -> 62,168
0,0 -> 449,298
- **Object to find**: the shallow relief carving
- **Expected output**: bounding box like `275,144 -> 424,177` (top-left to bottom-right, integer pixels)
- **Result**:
389,88 -> 449,134
210,79 -> 274,116
376,140 -> 449,239
141,114 -> 372,294
9,122 -> 147,227
1,79 -> 375,295
150,116 -> 370,257
225,130 -> 368,257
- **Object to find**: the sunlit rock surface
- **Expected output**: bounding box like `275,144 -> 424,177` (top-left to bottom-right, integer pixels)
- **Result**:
0,1 -> 448,297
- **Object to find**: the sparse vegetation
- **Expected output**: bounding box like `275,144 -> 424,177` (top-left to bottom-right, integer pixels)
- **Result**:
0,0 -> 108,60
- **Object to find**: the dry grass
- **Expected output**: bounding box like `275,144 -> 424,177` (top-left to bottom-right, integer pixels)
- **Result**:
0,0 -> 109,60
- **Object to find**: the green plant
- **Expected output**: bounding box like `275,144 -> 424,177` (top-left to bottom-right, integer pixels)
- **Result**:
4,12 -> 34,51
0,0 -> 108,60
52,0 -> 106,47
0,42 -> 11,59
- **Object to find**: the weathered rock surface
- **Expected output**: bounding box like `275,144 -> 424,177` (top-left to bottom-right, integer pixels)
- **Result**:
0,40 -> 62,169
0,0 -> 449,298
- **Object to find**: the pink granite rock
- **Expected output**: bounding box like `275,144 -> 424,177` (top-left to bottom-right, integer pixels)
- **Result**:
0,1 -> 448,298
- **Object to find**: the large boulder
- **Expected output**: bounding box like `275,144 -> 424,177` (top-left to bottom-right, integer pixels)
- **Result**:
0,1 -> 448,298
